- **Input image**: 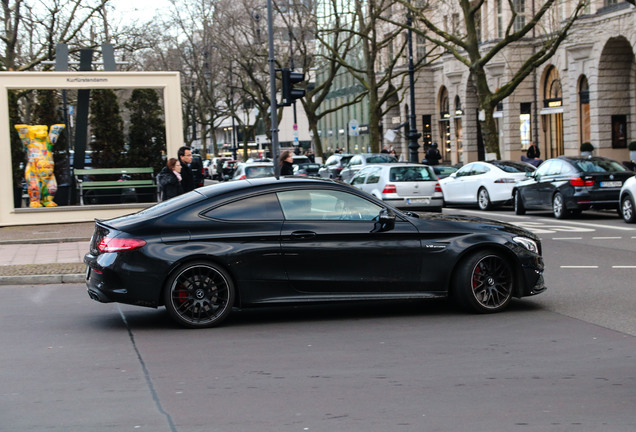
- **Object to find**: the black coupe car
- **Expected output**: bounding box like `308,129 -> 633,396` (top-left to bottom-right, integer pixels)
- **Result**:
513,156 -> 634,219
85,177 -> 546,328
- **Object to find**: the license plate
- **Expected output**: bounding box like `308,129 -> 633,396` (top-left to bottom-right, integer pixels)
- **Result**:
407,198 -> 430,205
600,181 -> 622,188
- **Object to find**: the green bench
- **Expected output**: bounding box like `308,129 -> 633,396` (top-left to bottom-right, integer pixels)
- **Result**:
74,167 -> 158,205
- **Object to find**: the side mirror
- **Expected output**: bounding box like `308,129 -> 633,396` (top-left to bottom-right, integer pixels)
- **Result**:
372,208 -> 396,233
449,172 -> 457,178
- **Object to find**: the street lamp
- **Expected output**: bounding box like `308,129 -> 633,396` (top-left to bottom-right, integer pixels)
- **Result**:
406,5 -> 421,163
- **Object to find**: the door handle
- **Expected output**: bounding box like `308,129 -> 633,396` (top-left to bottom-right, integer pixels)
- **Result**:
290,231 -> 316,240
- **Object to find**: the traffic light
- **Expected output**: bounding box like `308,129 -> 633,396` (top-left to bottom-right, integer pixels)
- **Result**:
280,68 -> 305,106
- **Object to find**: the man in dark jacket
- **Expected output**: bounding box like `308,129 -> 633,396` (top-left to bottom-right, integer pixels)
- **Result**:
178,146 -> 194,192
425,143 -> 442,166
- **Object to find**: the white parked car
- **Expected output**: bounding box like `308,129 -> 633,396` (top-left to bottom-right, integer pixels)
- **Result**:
439,160 -> 536,210
350,163 -> 443,212
619,175 -> 636,223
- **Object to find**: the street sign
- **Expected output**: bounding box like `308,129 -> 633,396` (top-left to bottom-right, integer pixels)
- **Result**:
348,119 -> 359,136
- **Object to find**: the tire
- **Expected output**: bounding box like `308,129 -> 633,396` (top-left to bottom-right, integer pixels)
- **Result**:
552,192 -> 567,219
477,188 -> 492,210
164,261 -> 235,328
621,194 -> 636,223
452,250 -> 514,313
514,190 -> 526,215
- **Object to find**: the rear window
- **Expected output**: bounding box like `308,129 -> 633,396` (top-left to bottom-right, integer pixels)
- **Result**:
133,190 -> 207,218
574,159 -> 627,173
492,161 -> 536,173
390,166 -> 434,182
367,155 -> 398,163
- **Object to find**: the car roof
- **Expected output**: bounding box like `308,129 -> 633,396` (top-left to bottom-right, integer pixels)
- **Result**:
197,176 -> 340,198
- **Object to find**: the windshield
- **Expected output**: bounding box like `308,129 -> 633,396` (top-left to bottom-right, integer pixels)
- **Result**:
245,166 -> 275,178
574,159 -> 628,173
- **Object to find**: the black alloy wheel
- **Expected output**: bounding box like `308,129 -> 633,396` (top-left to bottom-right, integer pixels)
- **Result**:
622,195 -> 636,223
452,250 -> 514,313
477,188 -> 492,211
552,192 -> 567,219
164,261 -> 235,328
514,190 -> 526,215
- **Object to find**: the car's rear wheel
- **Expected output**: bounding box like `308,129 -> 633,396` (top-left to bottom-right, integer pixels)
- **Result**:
621,194 -> 636,223
514,190 -> 526,215
477,188 -> 492,210
452,250 -> 514,313
164,261 -> 235,328
552,192 -> 567,219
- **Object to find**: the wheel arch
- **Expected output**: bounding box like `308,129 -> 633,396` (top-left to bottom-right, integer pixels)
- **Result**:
448,243 -> 526,299
159,254 -> 241,307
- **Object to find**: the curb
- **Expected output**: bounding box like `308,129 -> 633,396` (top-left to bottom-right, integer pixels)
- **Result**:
0,273 -> 85,286
0,237 -> 91,246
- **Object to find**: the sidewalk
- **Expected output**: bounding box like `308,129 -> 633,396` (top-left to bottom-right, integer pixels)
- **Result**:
0,222 -> 95,285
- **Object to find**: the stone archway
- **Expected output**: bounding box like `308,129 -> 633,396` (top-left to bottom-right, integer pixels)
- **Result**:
597,36 -> 634,157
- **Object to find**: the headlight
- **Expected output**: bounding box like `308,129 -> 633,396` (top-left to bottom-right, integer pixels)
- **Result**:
513,236 -> 538,253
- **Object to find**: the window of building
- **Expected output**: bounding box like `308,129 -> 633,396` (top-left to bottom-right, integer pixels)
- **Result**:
496,0 -> 503,38
513,0 -> 526,32
578,76 -> 590,145
416,34 -> 427,61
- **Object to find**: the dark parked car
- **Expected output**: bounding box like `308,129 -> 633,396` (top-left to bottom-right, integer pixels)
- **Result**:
85,177 -> 545,328
513,156 -> 634,219
319,153 -> 353,179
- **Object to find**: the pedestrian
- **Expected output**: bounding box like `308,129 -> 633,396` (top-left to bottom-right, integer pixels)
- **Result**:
381,145 -> 390,154
280,150 -> 295,176
524,141 -> 543,167
178,146 -> 194,192
157,158 -> 184,201
424,142 -> 442,166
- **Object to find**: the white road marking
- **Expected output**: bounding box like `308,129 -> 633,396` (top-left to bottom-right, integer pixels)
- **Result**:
592,236 -> 622,240
560,265 -> 599,269
551,237 -> 583,240
612,266 -> 636,269
536,218 -> 636,231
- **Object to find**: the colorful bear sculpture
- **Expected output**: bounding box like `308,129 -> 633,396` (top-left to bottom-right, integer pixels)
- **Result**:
14,124 -> 65,208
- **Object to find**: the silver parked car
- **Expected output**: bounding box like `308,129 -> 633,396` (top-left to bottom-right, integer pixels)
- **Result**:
350,163 -> 443,212
231,162 -> 275,180
340,153 -> 398,182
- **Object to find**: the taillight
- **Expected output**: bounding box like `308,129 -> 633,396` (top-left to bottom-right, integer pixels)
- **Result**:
383,184 -> 397,193
97,236 -> 146,253
238,175 -> 246,179
570,177 -> 594,187
435,182 -> 442,193
494,178 -> 517,183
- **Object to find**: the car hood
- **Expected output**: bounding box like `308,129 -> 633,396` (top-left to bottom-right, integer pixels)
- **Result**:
406,211 -> 539,241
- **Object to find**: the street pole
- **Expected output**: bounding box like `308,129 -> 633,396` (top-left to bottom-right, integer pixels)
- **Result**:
407,8 -> 421,163
230,62 -> 237,161
267,0 -> 281,178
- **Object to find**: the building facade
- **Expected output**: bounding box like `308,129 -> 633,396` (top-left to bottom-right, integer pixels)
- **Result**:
388,0 -> 636,165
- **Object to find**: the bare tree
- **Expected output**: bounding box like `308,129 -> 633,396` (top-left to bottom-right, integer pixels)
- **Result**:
391,0 -> 586,157
1,0 -> 110,71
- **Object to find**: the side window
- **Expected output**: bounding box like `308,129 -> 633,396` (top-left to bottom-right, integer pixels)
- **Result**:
535,161 -> 553,176
350,169 -> 368,185
474,164 -> 490,175
204,193 -> 283,221
278,189 -> 383,221
455,164 -> 472,177
366,167 -> 382,184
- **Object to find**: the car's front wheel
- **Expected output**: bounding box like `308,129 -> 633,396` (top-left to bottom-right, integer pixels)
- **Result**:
164,261 -> 235,328
621,194 -> 636,223
452,250 -> 514,313
477,188 -> 492,210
